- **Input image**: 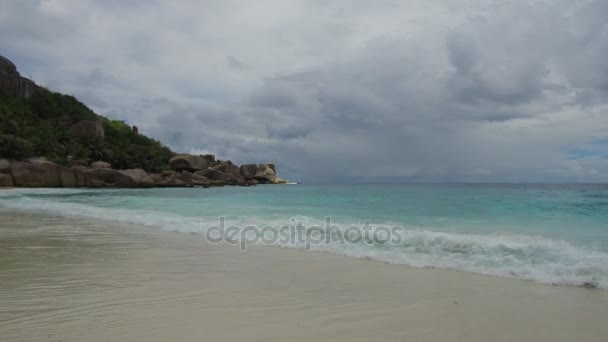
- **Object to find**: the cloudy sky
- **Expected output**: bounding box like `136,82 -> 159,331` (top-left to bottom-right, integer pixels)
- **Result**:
1,0 -> 607,182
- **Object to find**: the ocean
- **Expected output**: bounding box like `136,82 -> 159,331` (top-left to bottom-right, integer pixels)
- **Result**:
1,183 -> 608,289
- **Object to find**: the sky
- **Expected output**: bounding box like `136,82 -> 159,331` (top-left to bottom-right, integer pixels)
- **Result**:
1,0 -> 607,182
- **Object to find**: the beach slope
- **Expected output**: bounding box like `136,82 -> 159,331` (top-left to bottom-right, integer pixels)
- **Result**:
1,209 -> 607,342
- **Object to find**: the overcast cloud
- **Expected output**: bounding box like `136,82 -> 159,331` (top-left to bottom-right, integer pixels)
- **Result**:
1,0 -> 607,182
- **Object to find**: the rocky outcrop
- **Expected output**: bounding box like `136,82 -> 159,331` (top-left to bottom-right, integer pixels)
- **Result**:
59,165 -> 79,187
70,120 -> 104,141
0,159 -> 9,173
190,174 -> 212,187
71,165 -> 88,187
196,168 -> 230,182
169,154 -> 208,172
230,174 -> 248,185
82,168 -> 124,187
155,171 -> 189,187
175,171 -> 212,187
254,164 -> 276,183
0,55 -> 40,99
202,154 -> 216,166
240,164 -> 257,179
0,56 -> 17,75
6,160 -> 76,187
81,168 -> 155,188
215,161 -> 240,174
159,170 -> 174,179
148,173 -> 163,183
0,158 -> 11,186
0,55 -> 289,189
118,169 -> 156,188
91,161 -> 111,169
0,173 -> 13,187
273,177 -> 287,184
155,170 -> 213,188
0,158 -> 286,189
195,168 -> 246,185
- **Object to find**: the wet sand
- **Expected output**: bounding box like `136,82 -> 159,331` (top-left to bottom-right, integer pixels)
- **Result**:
1,209 -> 607,342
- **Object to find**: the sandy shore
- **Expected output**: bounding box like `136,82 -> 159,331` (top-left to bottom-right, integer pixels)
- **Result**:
1,209 -> 607,341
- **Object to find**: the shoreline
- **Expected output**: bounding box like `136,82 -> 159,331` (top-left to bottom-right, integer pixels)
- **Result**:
1,190 -> 606,291
1,209 -> 608,341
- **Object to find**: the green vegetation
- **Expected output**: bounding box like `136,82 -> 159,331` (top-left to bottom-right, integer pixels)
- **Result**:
0,88 -> 174,172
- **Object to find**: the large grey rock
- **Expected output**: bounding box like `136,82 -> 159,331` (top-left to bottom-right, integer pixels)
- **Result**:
202,154 -> 216,166
117,169 -> 154,188
88,180 -> 113,188
59,166 -> 78,187
118,168 -> 147,181
154,171 -> 195,187
195,168 -> 230,182
273,177 -> 287,184
148,173 -> 163,183
0,173 -> 13,187
254,164 -> 276,183
227,173 -> 247,186
82,168 -> 125,187
71,165 -> 88,187
169,154 -> 209,172
175,171 -> 193,183
160,170 -> 175,179
155,179 -> 189,188
7,160 -> 77,187
0,159 -> 10,173
198,167 -> 247,186
215,161 -> 240,174
82,168 -> 152,188
159,170 -> 212,187
91,161 -> 111,169
140,175 -> 156,187
70,120 -> 104,141
191,174 -> 212,187
240,164 -> 257,179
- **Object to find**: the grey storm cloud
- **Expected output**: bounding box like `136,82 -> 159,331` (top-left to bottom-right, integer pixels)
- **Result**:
1,0 -> 608,182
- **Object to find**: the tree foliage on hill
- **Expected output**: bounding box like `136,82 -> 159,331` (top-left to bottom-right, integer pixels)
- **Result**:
0,89 -> 174,171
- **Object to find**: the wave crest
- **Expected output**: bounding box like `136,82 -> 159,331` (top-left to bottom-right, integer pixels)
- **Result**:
1,194 -> 607,289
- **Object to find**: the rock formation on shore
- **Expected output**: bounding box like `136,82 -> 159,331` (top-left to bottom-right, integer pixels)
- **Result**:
0,157 -> 285,188
0,55 -> 287,188
0,55 -> 40,99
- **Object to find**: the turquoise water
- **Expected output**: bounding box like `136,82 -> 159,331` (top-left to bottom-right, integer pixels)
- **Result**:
2,184 -> 608,288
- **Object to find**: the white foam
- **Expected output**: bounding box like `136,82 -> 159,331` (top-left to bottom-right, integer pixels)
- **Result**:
2,193 -> 607,289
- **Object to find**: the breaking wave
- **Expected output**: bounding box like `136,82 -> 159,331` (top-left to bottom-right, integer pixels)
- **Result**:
1,188 -> 607,289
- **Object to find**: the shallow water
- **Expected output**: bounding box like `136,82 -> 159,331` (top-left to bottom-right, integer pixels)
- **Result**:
1,183 -> 607,288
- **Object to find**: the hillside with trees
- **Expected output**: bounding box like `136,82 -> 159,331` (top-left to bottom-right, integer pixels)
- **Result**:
0,87 -> 174,172
0,54 -> 284,189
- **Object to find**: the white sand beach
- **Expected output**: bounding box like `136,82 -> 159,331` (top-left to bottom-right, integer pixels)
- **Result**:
1,209 -> 607,342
